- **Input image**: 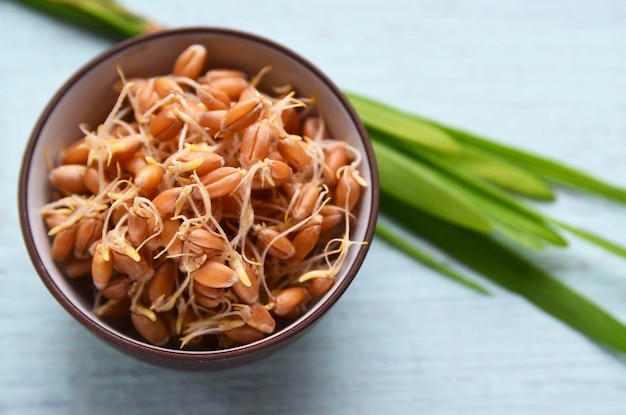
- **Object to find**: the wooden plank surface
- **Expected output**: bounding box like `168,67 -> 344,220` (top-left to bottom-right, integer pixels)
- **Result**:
1,1 -> 625,414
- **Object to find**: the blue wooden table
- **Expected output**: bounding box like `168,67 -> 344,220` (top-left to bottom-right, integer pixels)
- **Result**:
2,1 -> 625,414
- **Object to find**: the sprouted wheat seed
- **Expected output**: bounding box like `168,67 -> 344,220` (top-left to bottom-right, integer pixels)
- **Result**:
41,44 -> 367,349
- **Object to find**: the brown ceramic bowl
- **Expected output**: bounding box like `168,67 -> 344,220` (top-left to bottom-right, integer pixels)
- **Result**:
18,27 -> 378,370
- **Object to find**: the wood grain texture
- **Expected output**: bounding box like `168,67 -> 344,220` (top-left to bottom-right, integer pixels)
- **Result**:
1,0 -> 625,414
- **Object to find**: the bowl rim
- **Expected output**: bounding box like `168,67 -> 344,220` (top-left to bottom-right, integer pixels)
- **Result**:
18,26 -> 379,364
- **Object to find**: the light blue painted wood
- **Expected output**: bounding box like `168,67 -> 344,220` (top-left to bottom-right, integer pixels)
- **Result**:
1,1 -> 625,414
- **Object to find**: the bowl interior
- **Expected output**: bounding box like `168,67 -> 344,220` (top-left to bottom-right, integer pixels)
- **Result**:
21,27 -> 377,365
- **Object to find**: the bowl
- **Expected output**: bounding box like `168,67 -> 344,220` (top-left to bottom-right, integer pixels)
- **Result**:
18,27 -> 379,370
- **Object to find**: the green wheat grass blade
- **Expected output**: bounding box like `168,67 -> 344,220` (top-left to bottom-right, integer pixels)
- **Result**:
427,119 -> 626,203
382,195 -> 626,354
349,91 -> 626,203
553,220 -> 626,260
348,92 -> 555,201
373,139 -> 493,233
372,130 -> 568,248
375,221 -> 490,295
16,0 -> 153,39
346,91 -> 460,154
436,145 -> 555,201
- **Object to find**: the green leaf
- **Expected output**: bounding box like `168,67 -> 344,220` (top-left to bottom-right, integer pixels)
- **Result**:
373,139 -> 493,233
15,0 -> 151,39
484,204 -> 566,248
349,92 -> 626,203
554,220 -> 626,260
382,194 -> 626,354
490,218 -> 550,250
351,89 -> 556,201
375,221 -> 491,295
435,145 -> 555,201
372,129 -> 568,248
427,120 -> 626,203
346,91 -> 461,154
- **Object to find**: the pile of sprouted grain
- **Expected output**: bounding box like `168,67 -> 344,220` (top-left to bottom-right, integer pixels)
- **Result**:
40,44 -> 367,349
